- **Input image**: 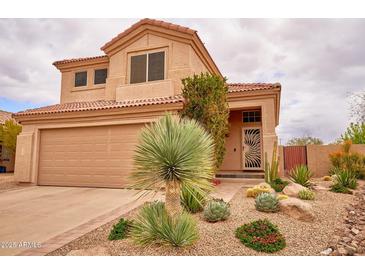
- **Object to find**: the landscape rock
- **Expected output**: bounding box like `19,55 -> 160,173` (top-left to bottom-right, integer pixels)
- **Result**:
282,182 -> 307,197
320,248 -> 333,255
279,197 -> 315,222
67,246 -> 110,256
326,183 -> 365,256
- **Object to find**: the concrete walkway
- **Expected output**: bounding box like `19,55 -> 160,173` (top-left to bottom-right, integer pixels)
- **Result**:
212,179 -> 261,201
0,186 -> 159,255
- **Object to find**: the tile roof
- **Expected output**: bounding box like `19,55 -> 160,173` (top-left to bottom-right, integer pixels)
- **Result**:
13,95 -> 184,117
101,18 -> 196,51
228,83 -> 281,93
14,83 -> 280,118
53,55 -> 108,66
0,110 -> 13,124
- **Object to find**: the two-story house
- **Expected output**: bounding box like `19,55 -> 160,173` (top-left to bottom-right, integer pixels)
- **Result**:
13,18 -> 281,188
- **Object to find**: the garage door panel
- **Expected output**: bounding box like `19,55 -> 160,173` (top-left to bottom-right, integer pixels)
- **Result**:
38,124 -> 142,188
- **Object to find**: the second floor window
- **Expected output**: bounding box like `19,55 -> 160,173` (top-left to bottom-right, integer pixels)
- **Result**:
130,51 -> 165,84
75,71 -> 87,87
94,69 -> 107,85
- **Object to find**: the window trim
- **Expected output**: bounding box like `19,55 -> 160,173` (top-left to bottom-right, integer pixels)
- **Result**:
128,48 -> 167,84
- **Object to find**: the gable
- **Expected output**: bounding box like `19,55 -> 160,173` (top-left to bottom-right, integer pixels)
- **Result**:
101,18 -> 221,77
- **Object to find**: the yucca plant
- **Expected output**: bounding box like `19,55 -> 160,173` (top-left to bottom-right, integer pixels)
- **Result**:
333,169 -> 358,190
130,113 -> 215,216
288,165 -> 313,187
131,201 -> 198,247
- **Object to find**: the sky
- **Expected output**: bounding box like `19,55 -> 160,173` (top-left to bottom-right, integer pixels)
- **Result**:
0,18 -> 364,144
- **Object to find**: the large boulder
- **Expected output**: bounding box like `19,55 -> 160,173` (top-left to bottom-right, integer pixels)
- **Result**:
282,182 -> 307,197
279,197 -> 315,222
67,246 -> 110,256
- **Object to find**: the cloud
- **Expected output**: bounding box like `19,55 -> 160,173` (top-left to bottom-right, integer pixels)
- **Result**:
0,18 -> 364,143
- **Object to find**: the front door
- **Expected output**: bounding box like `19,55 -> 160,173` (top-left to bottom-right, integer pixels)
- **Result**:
242,127 -> 262,170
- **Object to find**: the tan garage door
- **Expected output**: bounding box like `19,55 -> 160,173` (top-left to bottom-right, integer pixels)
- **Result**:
38,124 -> 142,188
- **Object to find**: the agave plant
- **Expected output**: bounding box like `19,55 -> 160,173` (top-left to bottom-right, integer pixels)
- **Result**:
130,113 -> 215,216
255,193 -> 279,213
288,165 -> 313,187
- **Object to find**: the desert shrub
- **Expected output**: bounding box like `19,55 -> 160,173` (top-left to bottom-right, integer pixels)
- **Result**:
270,178 -> 289,192
255,193 -> 279,213
0,119 -> 22,155
108,218 -> 133,241
131,201 -> 198,247
203,198 -> 230,222
181,186 -> 207,213
330,183 -> 353,194
180,72 -> 229,169
333,169 -> 358,190
277,194 -> 289,200
246,183 -> 273,198
329,140 -> 365,179
322,175 -> 332,181
298,189 -> 315,200
235,219 -> 286,253
288,165 -> 313,187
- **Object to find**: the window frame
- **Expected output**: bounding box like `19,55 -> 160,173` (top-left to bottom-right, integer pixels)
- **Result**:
128,48 -> 167,84
93,68 -> 108,85
242,109 -> 262,123
74,71 -> 88,87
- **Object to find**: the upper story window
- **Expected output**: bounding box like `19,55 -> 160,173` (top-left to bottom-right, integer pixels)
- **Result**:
130,51 -> 165,84
94,69 -> 108,85
74,71 -> 87,87
243,110 -> 261,123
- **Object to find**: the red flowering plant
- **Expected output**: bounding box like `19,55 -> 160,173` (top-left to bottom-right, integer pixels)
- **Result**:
235,219 -> 286,253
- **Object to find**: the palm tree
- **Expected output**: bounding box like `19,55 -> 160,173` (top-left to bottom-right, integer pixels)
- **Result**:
130,113 -> 215,216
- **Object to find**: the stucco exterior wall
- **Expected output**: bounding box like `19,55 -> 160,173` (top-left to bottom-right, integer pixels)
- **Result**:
59,32 -> 209,104
307,144 -> 365,177
220,96 -> 278,172
60,63 -> 108,103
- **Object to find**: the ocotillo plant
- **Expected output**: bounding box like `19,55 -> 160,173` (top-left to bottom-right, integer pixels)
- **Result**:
264,141 -> 279,183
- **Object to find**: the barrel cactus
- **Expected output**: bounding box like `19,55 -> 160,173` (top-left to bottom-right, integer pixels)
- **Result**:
255,193 -> 279,213
298,189 -> 315,200
203,198 -> 230,222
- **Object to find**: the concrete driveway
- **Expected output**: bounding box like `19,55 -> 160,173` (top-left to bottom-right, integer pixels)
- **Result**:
0,186 -> 156,255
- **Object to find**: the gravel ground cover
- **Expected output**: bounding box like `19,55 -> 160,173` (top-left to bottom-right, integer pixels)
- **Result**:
49,184 -> 354,256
